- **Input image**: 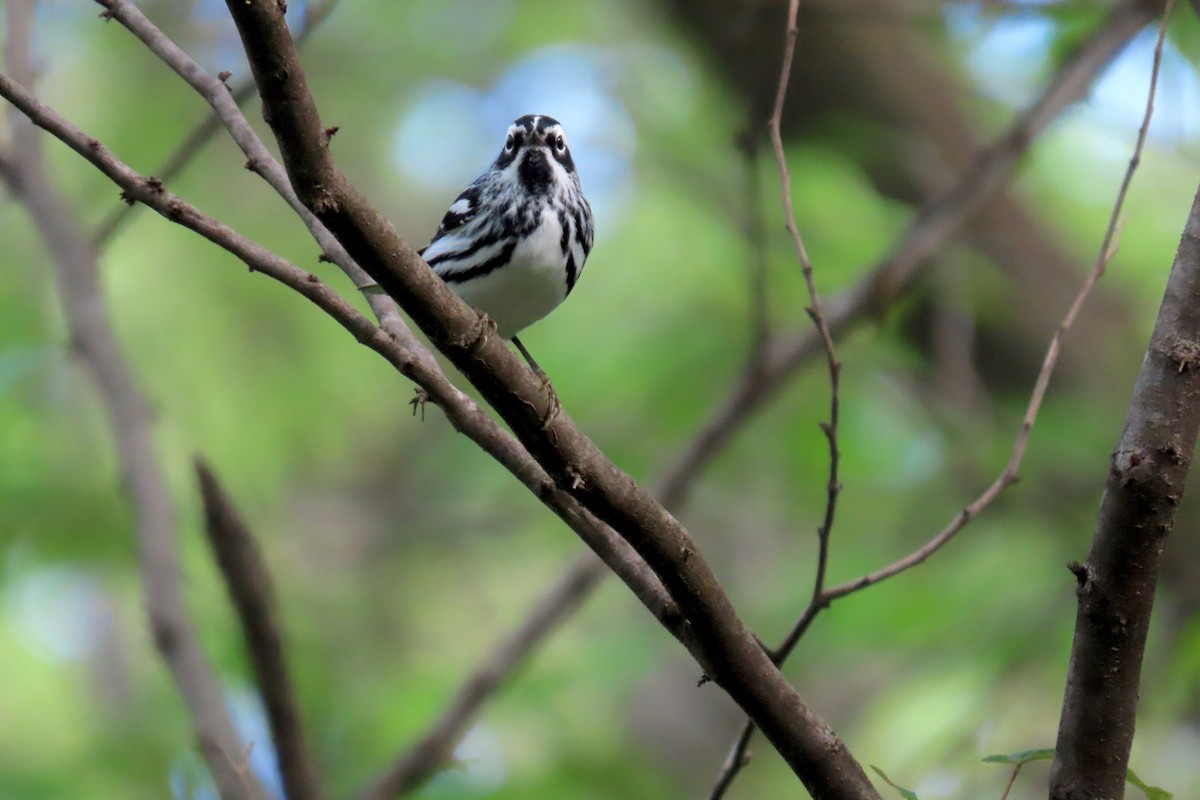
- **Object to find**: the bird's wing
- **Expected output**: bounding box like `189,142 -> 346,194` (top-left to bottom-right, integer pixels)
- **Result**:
421,183 -> 483,254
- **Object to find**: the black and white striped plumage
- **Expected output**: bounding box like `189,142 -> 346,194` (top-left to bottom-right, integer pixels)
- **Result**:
421,115 -> 594,358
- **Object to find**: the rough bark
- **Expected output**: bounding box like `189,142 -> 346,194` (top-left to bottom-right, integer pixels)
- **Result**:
1049,184 -> 1200,799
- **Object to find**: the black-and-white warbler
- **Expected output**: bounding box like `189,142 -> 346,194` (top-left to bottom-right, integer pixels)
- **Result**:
421,114 -> 594,374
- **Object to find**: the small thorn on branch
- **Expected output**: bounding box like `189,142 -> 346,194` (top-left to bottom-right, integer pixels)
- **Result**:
323,126 -> 339,143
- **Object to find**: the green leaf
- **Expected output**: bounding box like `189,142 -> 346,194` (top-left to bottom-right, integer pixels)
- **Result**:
871,765 -> 919,800
982,748 -> 1056,765
1127,767 -> 1173,800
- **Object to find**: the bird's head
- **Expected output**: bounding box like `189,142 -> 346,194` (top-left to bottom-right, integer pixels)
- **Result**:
494,114 -> 577,193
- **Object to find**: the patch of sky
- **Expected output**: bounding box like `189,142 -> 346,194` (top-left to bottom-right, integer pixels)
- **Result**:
945,2 -> 1199,146
3,558 -> 109,663
945,3 -> 1056,106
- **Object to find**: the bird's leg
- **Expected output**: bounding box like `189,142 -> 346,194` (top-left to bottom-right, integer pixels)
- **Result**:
511,335 -> 544,374
512,335 -> 561,426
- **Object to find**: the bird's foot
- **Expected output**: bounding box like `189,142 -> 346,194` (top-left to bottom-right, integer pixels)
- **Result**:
409,387 -> 430,420
537,369 -> 561,430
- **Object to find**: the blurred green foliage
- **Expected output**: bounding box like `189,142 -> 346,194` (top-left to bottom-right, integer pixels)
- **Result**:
3,1 -> 1200,799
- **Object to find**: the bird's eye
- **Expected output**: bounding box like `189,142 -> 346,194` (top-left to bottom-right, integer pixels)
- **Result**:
554,134 -> 566,153
504,135 -> 516,153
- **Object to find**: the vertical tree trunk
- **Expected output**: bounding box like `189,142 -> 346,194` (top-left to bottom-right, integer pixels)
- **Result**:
1050,184 -> 1200,799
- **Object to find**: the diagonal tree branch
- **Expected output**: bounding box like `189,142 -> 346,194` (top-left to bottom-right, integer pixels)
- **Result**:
0,5 -> 266,800
196,460 -> 325,800
218,2 -> 881,796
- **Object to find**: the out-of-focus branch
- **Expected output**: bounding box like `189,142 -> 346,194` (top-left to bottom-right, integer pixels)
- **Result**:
92,0 -> 342,247
219,2 -> 883,796
0,5 -> 264,800
359,554 -> 607,800
736,131 -> 771,371
659,0 -> 1159,507
1049,7 -> 1194,797
196,460 -> 325,800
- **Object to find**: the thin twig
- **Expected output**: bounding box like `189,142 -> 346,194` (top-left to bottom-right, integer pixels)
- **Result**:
0,5 -> 265,800
196,460 -> 325,800
91,0 -> 341,246
1000,762 -> 1023,800
767,0 -> 843,614
708,0 -> 846,793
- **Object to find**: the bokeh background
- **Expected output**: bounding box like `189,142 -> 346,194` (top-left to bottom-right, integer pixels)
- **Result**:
3,0 -> 1200,798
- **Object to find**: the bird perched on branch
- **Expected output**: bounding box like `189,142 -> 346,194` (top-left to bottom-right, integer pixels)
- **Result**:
420,114 -> 594,375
